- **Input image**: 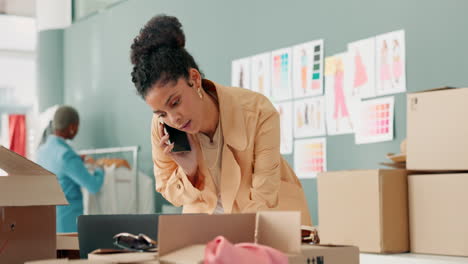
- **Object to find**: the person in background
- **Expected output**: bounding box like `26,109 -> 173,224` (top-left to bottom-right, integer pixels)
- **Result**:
130,15 -> 311,226
36,105 -> 105,232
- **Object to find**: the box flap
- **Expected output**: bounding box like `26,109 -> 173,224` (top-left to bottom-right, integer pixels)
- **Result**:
256,211 -> 301,254
57,232 -> 79,250
0,175 -> 68,206
0,145 -> 53,176
408,86 -> 457,94
159,244 -> 205,264
158,214 -> 256,256
0,146 -> 67,206
88,249 -> 158,263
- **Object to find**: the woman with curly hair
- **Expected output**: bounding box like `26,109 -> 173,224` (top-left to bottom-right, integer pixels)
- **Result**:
130,15 -> 311,226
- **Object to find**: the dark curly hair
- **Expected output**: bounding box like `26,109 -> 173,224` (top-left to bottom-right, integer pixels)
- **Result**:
130,15 -> 203,99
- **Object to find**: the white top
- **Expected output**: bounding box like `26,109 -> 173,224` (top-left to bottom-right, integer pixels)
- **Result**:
198,120 -> 224,214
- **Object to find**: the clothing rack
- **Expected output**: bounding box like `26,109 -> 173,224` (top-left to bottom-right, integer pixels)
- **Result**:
77,145 -> 140,212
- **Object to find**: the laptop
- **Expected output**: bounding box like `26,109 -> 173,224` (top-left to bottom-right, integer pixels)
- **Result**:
77,214 -> 160,259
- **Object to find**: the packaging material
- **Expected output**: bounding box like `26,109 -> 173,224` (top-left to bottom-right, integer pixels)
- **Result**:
407,87 -> 468,170
318,169 -> 409,253
409,173 -> 468,256
0,145 -> 68,264
88,249 -> 157,263
25,259 -> 110,264
57,233 -> 80,259
157,212 -> 359,264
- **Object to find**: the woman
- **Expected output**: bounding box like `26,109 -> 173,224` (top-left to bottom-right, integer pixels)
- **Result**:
130,15 -> 311,225
36,105 -> 105,232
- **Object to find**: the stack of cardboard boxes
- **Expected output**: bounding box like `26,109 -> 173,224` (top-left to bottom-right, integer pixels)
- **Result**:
317,87 -> 468,257
406,88 -> 468,256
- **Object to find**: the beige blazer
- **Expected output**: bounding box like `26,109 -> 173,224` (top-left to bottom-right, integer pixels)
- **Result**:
151,80 -> 312,225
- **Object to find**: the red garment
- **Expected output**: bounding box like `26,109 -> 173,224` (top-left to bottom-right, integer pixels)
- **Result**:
205,236 -> 288,264
8,114 -> 26,156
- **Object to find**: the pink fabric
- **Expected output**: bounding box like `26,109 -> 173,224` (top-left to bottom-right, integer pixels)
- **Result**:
8,114 -> 26,157
204,236 -> 288,264
333,70 -> 349,119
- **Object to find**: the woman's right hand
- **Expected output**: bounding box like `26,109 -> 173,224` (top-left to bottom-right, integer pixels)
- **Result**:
158,121 -> 199,179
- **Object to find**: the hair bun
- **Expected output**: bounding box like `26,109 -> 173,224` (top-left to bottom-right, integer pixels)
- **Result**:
130,14 -> 185,65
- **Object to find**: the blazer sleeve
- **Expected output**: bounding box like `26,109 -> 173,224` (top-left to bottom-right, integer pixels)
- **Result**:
150,115 -> 202,207
241,98 -> 282,212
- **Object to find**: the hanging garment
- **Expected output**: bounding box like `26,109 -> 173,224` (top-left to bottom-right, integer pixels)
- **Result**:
82,166 -> 154,214
8,114 -> 26,156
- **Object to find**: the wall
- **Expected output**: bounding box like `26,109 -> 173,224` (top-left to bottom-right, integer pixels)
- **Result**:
57,0 -> 468,223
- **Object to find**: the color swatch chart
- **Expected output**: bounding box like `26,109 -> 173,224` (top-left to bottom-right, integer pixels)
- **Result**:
294,138 -> 327,179
271,48 -> 292,100
311,44 -> 321,90
355,96 -> 394,144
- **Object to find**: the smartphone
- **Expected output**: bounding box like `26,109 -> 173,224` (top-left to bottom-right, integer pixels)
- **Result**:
163,123 -> 191,152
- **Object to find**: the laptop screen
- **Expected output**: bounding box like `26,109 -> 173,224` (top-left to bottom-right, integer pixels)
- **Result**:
77,214 -> 160,258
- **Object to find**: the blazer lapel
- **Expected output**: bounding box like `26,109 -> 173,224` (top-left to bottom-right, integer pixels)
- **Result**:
220,145 -> 241,213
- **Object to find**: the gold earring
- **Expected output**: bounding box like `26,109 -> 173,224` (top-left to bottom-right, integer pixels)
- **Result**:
197,87 -> 203,99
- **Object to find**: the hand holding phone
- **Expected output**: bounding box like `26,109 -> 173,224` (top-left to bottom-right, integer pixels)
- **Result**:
163,123 -> 191,152
158,120 -> 198,178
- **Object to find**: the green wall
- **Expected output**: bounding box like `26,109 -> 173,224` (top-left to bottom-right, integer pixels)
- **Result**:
55,0 -> 468,224
37,29 -> 64,112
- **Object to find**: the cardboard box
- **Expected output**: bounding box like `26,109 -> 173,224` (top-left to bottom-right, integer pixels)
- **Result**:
318,170 -> 409,253
409,173 -> 468,256
407,87 -> 468,170
157,212 -> 359,264
0,145 -> 68,264
88,249 -> 158,263
26,259 -> 110,264
57,233 -> 80,259
87,212 -> 358,264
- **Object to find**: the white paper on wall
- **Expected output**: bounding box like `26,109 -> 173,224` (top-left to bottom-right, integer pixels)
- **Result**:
251,52 -> 272,98
347,37 -> 376,99
292,39 -> 324,98
274,101 -> 293,154
294,137 -> 327,179
271,48 -> 293,101
231,57 -> 251,90
375,30 -> 406,96
355,96 -> 394,144
294,96 -> 326,138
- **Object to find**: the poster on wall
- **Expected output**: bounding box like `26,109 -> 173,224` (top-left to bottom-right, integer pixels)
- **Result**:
325,53 -> 358,135
271,48 -> 292,101
251,52 -> 272,99
231,57 -> 251,90
274,102 -> 293,154
292,39 -> 324,98
347,37 -> 376,99
294,96 -> 326,138
294,137 -> 327,179
375,30 -> 406,96
355,96 -> 394,144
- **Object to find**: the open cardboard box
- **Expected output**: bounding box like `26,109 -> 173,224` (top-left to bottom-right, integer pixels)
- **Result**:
57,233 -> 80,259
88,211 -> 359,264
0,146 -> 68,264
158,212 -> 359,264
